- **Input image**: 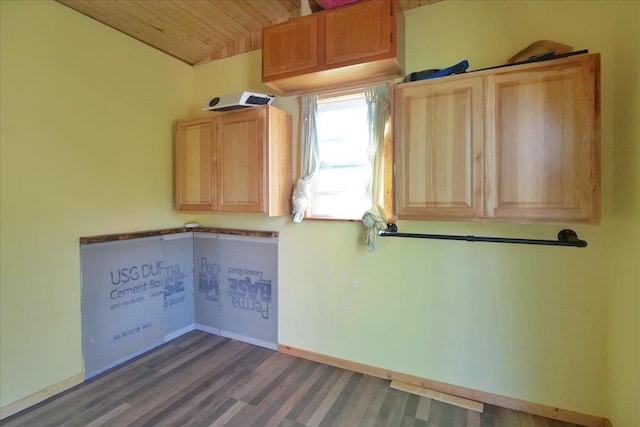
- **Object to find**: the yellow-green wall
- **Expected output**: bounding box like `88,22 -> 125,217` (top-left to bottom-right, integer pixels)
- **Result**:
607,3 -> 640,427
0,0 -> 192,407
1,1 -> 638,425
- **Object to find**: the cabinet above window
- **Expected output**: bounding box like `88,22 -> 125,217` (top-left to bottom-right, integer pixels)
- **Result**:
262,0 -> 404,95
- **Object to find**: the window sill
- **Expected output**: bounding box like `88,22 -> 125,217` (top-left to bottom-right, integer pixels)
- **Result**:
303,216 -> 363,223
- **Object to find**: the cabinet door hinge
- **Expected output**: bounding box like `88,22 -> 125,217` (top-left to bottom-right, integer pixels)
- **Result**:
390,32 -> 393,44
390,5 -> 393,15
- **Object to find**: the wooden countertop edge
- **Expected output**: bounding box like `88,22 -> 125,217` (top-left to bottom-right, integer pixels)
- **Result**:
79,227 -> 279,244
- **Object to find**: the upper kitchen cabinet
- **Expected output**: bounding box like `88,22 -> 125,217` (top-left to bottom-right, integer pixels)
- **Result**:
485,54 -> 600,223
262,0 -> 404,95
175,106 -> 292,216
394,53 -> 600,224
262,13 -> 321,80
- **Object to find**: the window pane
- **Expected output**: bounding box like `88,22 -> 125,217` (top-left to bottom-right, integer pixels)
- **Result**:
312,194 -> 370,220
311,92 -> 371,220
316,165 -> 369,193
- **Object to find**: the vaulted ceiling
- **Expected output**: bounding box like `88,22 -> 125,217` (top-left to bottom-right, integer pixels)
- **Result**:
55,0 -> 442,66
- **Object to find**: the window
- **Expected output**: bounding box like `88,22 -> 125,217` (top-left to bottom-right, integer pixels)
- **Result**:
309,91 -> 371,220
292,85 -> 392,226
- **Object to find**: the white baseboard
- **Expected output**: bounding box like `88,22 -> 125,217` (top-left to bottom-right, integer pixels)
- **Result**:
164,323 -> 196,341
193,324 -> 276,350
84,339 -> 166,380
194,323 -> 220,336
218,330 -> 277,350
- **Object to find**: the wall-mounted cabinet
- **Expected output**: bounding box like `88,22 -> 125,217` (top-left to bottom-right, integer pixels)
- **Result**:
175,105 -> 292,216
262,0 -> 403,95
262,14 -> 320,80
394,53 -> 600,224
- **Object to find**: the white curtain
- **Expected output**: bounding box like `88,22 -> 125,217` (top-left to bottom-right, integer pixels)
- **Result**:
361,83 -> 390,252
291,94 -> 319,222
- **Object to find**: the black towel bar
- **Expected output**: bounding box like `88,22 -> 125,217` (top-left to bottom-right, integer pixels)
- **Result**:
378,224 -> 587,248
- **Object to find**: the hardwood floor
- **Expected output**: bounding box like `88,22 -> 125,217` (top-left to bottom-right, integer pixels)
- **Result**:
1,331 -> 584,427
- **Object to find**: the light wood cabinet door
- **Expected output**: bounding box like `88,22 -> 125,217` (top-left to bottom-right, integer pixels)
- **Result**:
485,54 -> 600,223
215,109 -> 267,214
175,118 -> 215,211
394,78 -> 484,220
262,13 -> 321,80
324,0 -> 393,66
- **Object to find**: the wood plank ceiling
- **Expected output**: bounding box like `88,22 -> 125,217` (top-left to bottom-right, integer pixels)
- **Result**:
55,0 -> 441,66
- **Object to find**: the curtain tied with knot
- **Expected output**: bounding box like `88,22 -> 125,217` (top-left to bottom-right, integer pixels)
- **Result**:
291,94 -> 319,223
361,83 -> 390,252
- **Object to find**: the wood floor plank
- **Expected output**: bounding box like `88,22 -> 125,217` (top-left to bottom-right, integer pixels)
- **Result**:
376,387 -> 400,425
208,400 -> 248,427
519,412 -> 540,427
415,397 -> 433,421
481,404 -> 495,427
358,377 -> 393,427
0,331 -> 591,427
249,358 -> 311,406
493,405 -> 523,427
330,375 -> 382,427
84,403 -> 131,427
427,399 -> 452,426
145,332 -> 221,371
228,353 -> 291,402
453,405 -> 471,427
287,364 -> 339,423
158,346 -> 274,426
277,418 -> 309,427
260,363 -> 331,427
174,330 -> 217,348
178,396 -> 239,427
403,393 -> 420,419
399,414 -> 416,427
317,372 -> 363,427
74,342 -> 240,424
213,359 -> 317,427
384,390 -> 409,427
233,352 -> 299,404
124,344 -> 261,426
467,410 -> 482,427
89,341 -> 255,426
391,381 -> 484,413
155,369 -> 254,427
215,401 -> 261,427
251,360 -> 319,427
139,362 -> 258,426
157,335 -> 230,374
306,370 -> 354,427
